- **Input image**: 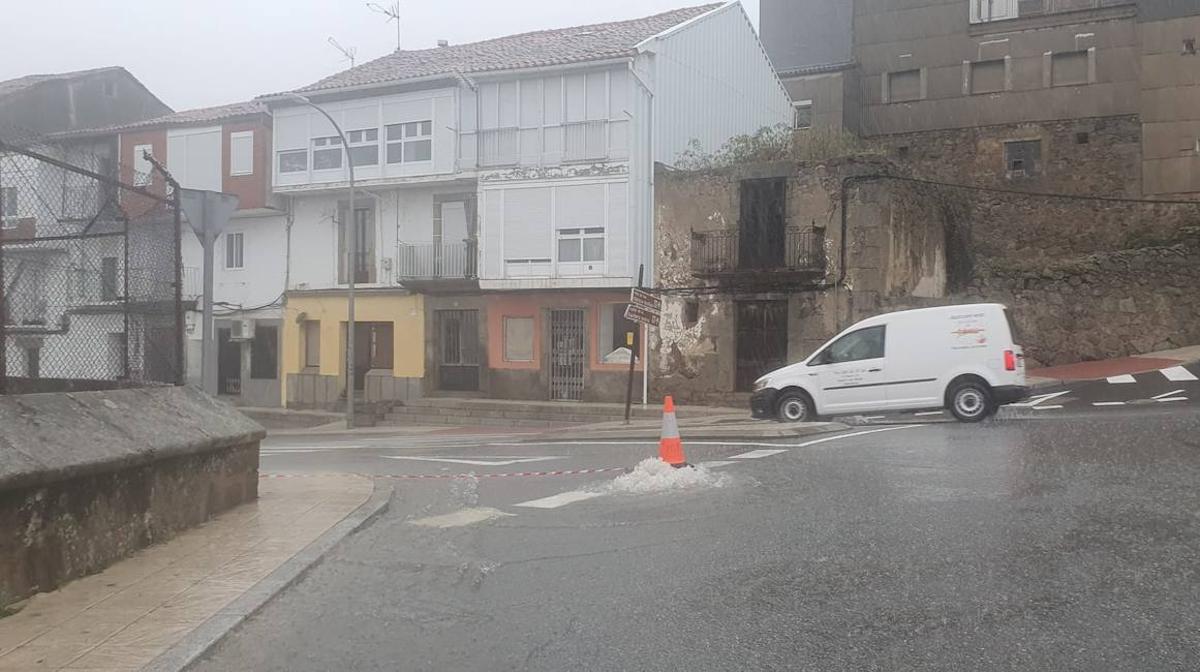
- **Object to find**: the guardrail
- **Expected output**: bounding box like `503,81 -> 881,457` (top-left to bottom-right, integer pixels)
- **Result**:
395,241 -> 477,279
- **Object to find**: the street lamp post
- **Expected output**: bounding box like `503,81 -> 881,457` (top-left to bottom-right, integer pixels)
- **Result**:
285,93 -> 358,429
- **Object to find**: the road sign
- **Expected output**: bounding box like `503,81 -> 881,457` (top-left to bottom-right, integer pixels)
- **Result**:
629,288 -> 661,314
624,303 -> 660,327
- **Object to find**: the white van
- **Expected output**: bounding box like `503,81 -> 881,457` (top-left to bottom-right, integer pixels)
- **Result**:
750,303 -> 1028,423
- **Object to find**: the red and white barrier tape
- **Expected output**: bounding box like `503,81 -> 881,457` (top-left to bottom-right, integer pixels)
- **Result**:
260,467 -> 628,481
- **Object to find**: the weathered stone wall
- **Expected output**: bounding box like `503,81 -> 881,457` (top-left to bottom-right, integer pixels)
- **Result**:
0,387 -> 263,606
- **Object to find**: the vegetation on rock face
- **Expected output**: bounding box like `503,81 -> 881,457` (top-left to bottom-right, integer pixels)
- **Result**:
675,125 -> 883,171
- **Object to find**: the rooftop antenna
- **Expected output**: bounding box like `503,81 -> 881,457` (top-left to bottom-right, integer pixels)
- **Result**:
327,36 -> 357,68
367,2 -> 402,51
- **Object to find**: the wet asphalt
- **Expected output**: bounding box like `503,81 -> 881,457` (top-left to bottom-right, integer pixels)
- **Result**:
196,406 -> 1200,671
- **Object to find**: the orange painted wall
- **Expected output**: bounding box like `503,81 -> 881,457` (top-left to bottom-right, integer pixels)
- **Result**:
485,291 -> 645,372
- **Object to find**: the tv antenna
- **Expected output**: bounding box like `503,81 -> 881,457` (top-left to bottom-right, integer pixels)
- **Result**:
367,2 -> 402,51
327,36 -> 357,68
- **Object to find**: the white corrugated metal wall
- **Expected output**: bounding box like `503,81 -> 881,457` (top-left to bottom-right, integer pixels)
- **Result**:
646,2 -> 793,165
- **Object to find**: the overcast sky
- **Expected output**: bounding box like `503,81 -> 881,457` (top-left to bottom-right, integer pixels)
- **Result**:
2,0 -> 759,111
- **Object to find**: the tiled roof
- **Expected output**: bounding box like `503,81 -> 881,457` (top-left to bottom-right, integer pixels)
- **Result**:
285,4 -> 722,95
0,66 -> 126,101
51,101 -> 267,138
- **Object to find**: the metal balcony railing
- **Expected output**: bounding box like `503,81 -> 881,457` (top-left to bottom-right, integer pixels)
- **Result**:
395,241 -> 478,280
691,229 -> 826,276
181,266 -> 202,300
563,120 -> 608,162
478,128 -> 520,167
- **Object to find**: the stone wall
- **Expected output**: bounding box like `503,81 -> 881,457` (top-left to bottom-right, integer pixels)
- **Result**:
0,387 -> 263,606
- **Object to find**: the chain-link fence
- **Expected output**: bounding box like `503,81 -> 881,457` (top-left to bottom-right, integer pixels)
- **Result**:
0,140 -> 182,394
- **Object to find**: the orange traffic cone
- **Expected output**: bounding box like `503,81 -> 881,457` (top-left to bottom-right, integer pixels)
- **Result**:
659,396 -> 688,468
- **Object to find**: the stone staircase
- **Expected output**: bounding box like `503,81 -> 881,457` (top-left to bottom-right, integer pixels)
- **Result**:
379,397 -> 744,429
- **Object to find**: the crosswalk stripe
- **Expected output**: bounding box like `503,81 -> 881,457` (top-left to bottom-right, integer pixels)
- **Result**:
729,449 -> 788,459
1106,374 -> 1136,384
1093,401 -> 1126,406
1161,366 -> 1198,382
515,491 -> 603,509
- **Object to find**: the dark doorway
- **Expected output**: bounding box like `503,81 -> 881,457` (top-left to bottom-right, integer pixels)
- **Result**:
350,322 -> 393,392
437,309 -> 480,391
738,178 -> 787,270
217,328 -> 241,395
550,309 -> 585,401
735,300 -> 789,392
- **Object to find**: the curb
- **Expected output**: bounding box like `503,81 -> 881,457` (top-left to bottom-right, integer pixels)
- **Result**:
142,479 -> 393,672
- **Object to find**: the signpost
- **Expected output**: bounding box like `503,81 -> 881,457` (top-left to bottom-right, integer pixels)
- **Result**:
623,266 -> 662,423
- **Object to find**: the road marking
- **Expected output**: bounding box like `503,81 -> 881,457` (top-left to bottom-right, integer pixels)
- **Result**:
793,425 -> 925,448
1107,374 -> 1136,384
860,415 -> 887,421
1155,397 -> 1188,403
1152,389 -> 1186,400
380,456 -> 561,466
1030,405 -> 1063,410
491,425 -> 925,450
1161,366 -> 1199,382
698,460 -> 737,469
1093,401 -> 1126,406
262,445 -> 366,452
409,507 -> 513,528
729,449 -> 788,459
514,491 -> 604,509
1010,391 -> 1070,408
914,411 -> 945,417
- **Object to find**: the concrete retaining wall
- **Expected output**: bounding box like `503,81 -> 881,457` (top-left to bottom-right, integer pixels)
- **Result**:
0,386 -> 264,606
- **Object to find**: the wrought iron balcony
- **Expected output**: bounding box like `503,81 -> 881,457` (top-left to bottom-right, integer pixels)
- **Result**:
395,240 -> 478,280
691,228 -> 826,277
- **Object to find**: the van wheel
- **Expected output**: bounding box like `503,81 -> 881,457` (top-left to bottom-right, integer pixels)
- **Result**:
948,379 -> 993,423
776,390 -> 814,423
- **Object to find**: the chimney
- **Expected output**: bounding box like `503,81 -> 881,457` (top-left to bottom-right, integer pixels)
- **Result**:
437,40 -> 449,47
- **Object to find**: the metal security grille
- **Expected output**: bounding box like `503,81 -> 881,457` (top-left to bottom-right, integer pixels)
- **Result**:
0,141 -> 183,394
437,309 -> 479,391
735,301 -> 789,392
550,309 -> 585,401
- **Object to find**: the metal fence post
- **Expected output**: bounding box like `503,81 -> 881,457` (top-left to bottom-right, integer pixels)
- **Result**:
123,211 -> 131,380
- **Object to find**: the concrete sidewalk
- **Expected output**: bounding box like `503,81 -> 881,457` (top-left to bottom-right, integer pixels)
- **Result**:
1029,344 -> 1200,387
0,474 -> 376,671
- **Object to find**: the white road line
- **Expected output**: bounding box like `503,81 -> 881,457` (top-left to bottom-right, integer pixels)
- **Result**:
698,460 -> 737,468
514,491 -> 604,509
1107,374 -> 1137,384
914,411 -> 945,417
492,425 -> 926,450
1155,397 -> 1188,403
1093,401 -> 1126,406
728,449 -> 788,459
380,456 -> 561,466
1161,366 -> 1199,382
409,507 -> 513,528
861,415 -> 887,420
1152,389 -> 1186,400
1030,405 -> 1063,410
793,425 -> 925,448
1010,391 -> 1070,408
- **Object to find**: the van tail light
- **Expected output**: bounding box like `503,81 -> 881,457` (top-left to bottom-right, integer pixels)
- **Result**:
1004,350 -> 1017,371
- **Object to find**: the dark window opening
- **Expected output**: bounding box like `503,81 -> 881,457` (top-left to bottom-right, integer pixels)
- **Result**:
1184,38 -> 1196,55
250,325 -> 279,380
1005,140 -> 1042,177
896,145 -> 910,159
738,178 -> 787,271
338,203 -> 376,284
1075,132 -> 1090,145
684,300 -> 700,327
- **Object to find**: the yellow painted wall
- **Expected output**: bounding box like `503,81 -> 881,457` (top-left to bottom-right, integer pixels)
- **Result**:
281,292 -> 425,403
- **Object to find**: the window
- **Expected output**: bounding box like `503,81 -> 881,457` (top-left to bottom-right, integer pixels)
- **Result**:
970,59 -> 1006,94
250,325 -> 279,379
557,228 -> 604,263
970,0 -> 1018,23
598,304 -> 639,364
338,202 -> 376,284
230,131 -> 254,176
683,300 -> 700,327
1185,38 -> 1197,56
792,101 -> 813,130
133,144 -> 153,186
1017,0 -> 1045,15
1051,50 -> 1090,87
278,150 -> 307,173
101,256 -> 119,301
312,136 -> 343,170
225,232 -> 244,269
1,187 -> 16,222
303,321 -> 321,368
887,69 -> 922,103
346,128 -> 379,167
811,326 -> 886,365
385,121 -> 432,164
503,316 -> 535,362
1005,140 -> 1042,177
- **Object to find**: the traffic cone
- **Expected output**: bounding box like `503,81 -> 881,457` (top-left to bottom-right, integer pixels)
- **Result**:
659,395 -> 688,468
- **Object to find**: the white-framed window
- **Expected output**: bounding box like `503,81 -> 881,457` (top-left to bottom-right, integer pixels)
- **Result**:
557,227 -> 604,263
225,232 -> 244,269
792,100 -> 813,130
385,121 -> 432,164
133,144 -> 153,186
346,128 -> 379,167
1,186 -> 17,223
970,0 -> 1018,23
230,131 -> 254,176
312,136 -> 343,170
278,150 -> 308,173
